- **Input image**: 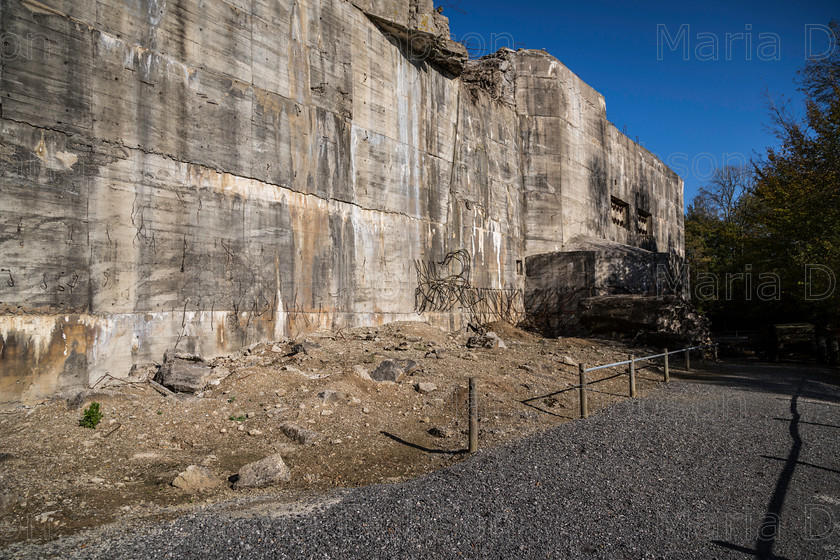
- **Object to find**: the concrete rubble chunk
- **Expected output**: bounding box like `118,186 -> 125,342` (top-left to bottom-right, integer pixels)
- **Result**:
172,465 -> 220,492
233,454 -> 291,489
466,332 -> 507,350
281,423 -> 321,445
351,365 -> 374,382
416,382 -> 437,394
371,360 -> 406,383
155,349 -> 213,394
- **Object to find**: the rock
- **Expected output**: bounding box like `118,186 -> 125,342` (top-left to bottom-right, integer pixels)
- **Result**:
233,454 -> 291,489
371,360 -> 406,383
560,355 -> 577,366
155,349 -> 212,393
0,452 -> 15,463
401,359 -> 422,374
90,477 -> 105,484
351,365 -> 373,381
248,429 -> 263,436
486,332 -> 507,349
320,410 -> 333,416
519,364 -> 536,373
467,332 -> 507,349
172,465 -> 220,492
270,345 -> 284,354
425,349 -> 445,359
318,390 -> 345,405
362,407 -> 370,414
128,362 -> 158,381
416,382 -> 437,394
280,423 -> 321,445
428,426 -> 455,439
289,343 -> 308,356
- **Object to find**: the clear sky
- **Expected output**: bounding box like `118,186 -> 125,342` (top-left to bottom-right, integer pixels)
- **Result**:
442,0 -> 838,209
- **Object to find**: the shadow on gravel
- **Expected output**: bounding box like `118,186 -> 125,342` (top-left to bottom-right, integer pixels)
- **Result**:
381,431 -> 467,455
675,361 -> 840,405
712,375 -> 807,560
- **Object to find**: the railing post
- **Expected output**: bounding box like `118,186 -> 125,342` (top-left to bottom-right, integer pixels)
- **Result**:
685,347 -> 691,372
702,345 -> 707,366
663,348 -> 669,382
468,378 -> 478,453
629,354 -> 636,398
713,344 -> 719,362
579,363 -> 588,419
469,377 -> 478,453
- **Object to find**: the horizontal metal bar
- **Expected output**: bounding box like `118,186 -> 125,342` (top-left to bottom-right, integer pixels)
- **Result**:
585,360 -> 632,372
584,343 -> 717,372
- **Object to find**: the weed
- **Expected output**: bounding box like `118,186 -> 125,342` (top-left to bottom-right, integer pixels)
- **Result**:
229,415 -> 246,422
79,402 -> 104,429
227,396 -> 236,403
157,410 -> 162,415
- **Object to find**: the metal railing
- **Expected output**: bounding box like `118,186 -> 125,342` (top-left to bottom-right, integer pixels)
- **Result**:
578,343 -> 719,419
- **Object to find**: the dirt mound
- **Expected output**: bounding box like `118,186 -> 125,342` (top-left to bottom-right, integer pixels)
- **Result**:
483,321 -> 539,343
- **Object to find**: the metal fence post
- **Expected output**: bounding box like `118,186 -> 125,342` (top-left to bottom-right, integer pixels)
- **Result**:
468,378 -> 478,453
713,344 -> 719,362
579,363 -> 588,419
685,347 -> 691,371
629,354 -> 636,398
663,348 -> 669,383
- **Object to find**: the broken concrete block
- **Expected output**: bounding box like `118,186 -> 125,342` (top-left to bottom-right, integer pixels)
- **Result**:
155,350 -> 212,394
371,360 -> 407,382
280,423 -> 321,445
233,454 -> 291,489
466,332 -> 507,350
416,382 -> 437,394
172,465 -> 220,492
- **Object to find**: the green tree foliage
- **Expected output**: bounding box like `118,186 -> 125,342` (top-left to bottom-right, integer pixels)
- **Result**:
685,20 -> 840,330
754,20 -> 840,326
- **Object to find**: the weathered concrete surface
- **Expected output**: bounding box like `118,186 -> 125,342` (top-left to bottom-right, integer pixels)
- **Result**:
0,0 -> 683,405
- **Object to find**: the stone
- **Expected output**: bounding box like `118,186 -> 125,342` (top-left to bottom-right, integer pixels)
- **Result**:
248,429 -> 263,436
280,423 -> 321,445
371,360 -> 406,383
428,426 -> 455,439
270,345 -> 284,354
320,410 -> 334,417
155,350 -> 212,394
318,390 -> 345,405
416,382 -> 437,394
172,465 -> 220,492
0,453 -> 15,463
233,454 -> 291,489
128,363 -> 158,381
466,332 -> 507,350
351,365 -> 374,381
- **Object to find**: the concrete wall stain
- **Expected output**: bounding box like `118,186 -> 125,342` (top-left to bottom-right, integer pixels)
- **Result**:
0,0 -> 683,405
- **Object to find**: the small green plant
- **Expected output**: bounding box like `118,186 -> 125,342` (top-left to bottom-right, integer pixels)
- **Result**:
227,396 -> 236,403
79,402 -> 104,429
229,414 -> 246,422
157,410 -> 163,415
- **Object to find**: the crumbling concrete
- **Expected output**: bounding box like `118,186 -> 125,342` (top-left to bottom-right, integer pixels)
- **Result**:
0,0 -> 683,405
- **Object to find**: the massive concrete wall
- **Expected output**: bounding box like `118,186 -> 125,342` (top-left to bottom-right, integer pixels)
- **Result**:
0,0 -> 681,404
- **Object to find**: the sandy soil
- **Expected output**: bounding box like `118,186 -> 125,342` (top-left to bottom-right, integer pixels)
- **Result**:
0,321 -> 675,546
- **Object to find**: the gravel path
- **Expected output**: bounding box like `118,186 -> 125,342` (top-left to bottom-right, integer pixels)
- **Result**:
6,361 -> 840,559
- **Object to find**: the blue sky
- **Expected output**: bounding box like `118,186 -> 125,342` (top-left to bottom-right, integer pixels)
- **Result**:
443,0 -> 838,209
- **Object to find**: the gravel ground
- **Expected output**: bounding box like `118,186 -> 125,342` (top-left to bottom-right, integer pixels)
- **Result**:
5,360 -> 840,559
